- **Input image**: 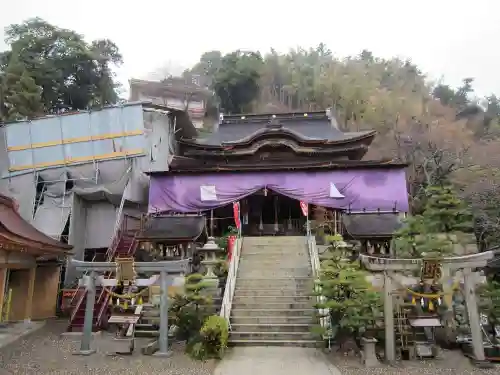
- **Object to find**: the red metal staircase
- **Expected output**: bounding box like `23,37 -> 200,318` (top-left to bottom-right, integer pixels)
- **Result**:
67,215 -> 139,332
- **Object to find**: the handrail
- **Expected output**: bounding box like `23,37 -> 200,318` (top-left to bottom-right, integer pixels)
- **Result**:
307,234 -> 331,340
219,236 -> 243,329
95,226 -> 140,326
68,193 -> 128,329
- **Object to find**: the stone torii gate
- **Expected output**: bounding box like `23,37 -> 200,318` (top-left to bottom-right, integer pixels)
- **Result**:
360,251 -> 495,363
71,258 -> 190,357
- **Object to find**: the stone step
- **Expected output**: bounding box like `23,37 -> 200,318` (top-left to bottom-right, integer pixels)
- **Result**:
238,258 -> 312,271
238,265 -> 311,271
241,251 -> 308,256
231,315 -> 314,325
233,301 -> 313,310
230,331 -> 315,341
231,323 -> 311,333
233,295 -> 313,303
236,277 -> 313,288
235,288 -> 312,296
242,244 -> 306,250
238,266 -> 310,271
243,236 -> 304,243
231,308 -> 314,317
238,270 -> 312,279
229,338 -> 320,347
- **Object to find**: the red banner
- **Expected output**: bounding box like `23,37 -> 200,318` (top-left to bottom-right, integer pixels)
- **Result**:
300,201 -> 308,216
233,201 -> 241,229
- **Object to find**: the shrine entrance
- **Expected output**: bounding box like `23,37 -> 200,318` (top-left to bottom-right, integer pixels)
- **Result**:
212,189 -> 305,237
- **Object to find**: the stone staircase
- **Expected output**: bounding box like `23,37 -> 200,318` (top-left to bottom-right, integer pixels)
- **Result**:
229,236 -> 319,347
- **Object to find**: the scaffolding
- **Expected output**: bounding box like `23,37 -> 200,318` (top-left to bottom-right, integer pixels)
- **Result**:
1,105 -> 143,241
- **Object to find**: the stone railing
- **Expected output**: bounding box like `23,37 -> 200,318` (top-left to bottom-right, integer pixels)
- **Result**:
307,234 -> 331,340
219,237 -> 243,329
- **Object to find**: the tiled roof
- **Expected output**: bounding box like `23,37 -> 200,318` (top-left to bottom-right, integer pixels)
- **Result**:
343,212 -> 403,238
138,215 -> 205,241
189,111 -> 375,146
0,194 -> 72,253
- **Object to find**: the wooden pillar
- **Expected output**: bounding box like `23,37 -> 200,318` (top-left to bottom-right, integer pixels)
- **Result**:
0,268 -> 6,320
24,267 -> 36,323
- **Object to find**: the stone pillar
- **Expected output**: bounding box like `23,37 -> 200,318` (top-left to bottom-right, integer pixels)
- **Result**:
384,272 -> 395,362
362,337 -> 379,367
24,267 -> 36,323
154,270 -> 172,357
76,271 -> 97,355
463,268 -> 485,362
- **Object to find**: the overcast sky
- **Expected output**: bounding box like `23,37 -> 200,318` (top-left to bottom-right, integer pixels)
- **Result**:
1,0 -> 499,98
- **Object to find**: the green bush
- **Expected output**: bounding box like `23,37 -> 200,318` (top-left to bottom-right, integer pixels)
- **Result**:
188,315 -> 229,360
169,273 -> 213,341
214,259 -> 229,278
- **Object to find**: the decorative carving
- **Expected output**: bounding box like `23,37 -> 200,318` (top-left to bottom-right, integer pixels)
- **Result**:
266,118 -> 283,129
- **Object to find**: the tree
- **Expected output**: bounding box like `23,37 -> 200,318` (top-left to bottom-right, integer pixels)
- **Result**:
395,185 -> 473,257
0,18 -> 122,118
212,50 -> 263,114
478,278 -> 500,343
1,53 -> 43,120
315,238 -> 382,350
433,83 -> 457,106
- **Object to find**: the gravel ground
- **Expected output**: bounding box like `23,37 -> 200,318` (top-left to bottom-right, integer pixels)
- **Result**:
0,320 -> 216,375
328,350 -> 500,375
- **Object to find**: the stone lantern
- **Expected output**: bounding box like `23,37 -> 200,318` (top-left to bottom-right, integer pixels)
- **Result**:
197,237 -> 224,279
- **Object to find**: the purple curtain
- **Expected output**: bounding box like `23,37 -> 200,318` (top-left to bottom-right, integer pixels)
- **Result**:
148,169 -> 409,213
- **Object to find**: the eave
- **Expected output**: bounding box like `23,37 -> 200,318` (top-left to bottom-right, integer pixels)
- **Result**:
149,158 -> 408,175
181,129 -> 376,150
183,138 -> 371,158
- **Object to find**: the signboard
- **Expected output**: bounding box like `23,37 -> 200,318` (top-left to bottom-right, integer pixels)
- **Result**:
300,201 -> 308,216
421,259 -> 442,281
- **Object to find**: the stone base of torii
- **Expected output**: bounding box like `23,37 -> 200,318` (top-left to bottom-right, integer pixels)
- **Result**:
70,258 -> 190,357
360,251 -> 495,365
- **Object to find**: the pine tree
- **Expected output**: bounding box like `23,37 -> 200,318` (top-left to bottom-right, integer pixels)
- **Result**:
2,55 -> 44,121
394,184 -> 473,257
315,240 -> 382,348
422,185 -> 473,233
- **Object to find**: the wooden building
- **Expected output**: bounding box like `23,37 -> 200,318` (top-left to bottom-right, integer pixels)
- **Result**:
0,194 -> 72,322
147,110 -> 409,250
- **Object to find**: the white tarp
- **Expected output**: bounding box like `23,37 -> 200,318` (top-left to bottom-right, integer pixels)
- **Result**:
200,185 -> 217,201
33,173 -> 72,240
329,182 -> 345,199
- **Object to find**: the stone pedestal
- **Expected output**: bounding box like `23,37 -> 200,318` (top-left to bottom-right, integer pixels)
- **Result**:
361,337 -> 379,368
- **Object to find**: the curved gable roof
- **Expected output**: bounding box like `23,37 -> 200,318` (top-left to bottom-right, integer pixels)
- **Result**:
185,111 -> 375,148
0,194 -> 72,253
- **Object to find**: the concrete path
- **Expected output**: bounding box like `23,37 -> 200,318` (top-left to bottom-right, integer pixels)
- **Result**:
215,347 -> 342,375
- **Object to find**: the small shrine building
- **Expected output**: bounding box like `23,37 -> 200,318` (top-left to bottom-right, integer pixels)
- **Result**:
0,194 -> 72,322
